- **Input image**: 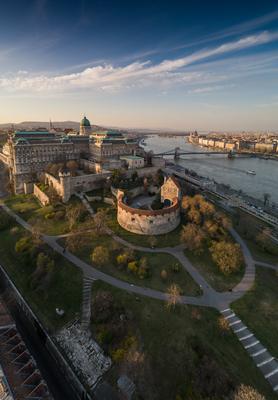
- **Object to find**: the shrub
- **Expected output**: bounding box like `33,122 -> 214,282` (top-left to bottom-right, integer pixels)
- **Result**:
116,253 -> 129,267
111,348 -> 126,363
209,240 -> 243,275
233,384 -> 265,400
10,226 -> 19,235
91,246 -> 110,267
127,261 -> 138,274
160,269 -> 168,281
15,236 -> 33,253
45,212 -> 55,220
217,316 -> 230,334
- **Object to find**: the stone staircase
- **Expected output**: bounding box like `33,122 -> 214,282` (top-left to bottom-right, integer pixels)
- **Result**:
81,276 -> 95,330
221,308 -> 278,393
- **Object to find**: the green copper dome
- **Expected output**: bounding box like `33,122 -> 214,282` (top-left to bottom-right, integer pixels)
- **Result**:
80,116 -> 91,127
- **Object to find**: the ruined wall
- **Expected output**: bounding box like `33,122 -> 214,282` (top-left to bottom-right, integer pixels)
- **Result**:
117,195 -> 180,235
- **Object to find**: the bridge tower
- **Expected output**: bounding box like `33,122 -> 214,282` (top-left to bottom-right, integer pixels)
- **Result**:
174,147 -> 180,160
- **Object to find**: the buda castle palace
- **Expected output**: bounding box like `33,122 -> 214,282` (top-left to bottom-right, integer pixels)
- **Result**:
0,115 -> 147,196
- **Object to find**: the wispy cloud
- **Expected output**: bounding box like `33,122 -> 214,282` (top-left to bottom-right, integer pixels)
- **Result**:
187,84 -> 235,94
0,31 -> 277,94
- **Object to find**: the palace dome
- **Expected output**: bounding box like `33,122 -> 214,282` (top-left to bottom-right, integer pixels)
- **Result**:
80,116 -> 91,127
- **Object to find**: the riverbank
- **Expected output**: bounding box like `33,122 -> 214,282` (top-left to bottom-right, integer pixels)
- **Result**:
144,135 -> 278,205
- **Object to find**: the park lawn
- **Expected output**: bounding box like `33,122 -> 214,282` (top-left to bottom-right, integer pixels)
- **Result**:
4,194 -> 90,236
107,208 -> 183,248
184,248 -> 244,292
91,281 -> 276,400
0,225 -> 82,332
233,268 -> 278,359
244,237 -> 278,265
232,210 -> 278,265
61,234 -> 201,296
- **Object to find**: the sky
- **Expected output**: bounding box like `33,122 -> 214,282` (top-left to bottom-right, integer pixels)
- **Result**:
0,0 -> 278,131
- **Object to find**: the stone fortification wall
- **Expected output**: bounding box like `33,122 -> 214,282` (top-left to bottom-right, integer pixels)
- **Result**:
45,170 -> 111,202
33,184 -> 50,206
117,194 -> 180,235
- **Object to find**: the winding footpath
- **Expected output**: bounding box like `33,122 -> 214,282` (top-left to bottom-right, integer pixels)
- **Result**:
1,199 -> 278,394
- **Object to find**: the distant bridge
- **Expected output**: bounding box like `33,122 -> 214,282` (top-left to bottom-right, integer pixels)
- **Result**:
153,147 -> 237,159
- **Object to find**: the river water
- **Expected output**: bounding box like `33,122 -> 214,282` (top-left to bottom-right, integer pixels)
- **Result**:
144,136 -> 278,204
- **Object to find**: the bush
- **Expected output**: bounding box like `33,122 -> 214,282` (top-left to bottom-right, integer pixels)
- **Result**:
10,226 -> 19,235
218,316 -> 230,334
45,212 -> 55,220
209,241 -> 243,275
137,257 -> 151,279
160,269 -> 168,281
91,246 -> 110,267
111,348 -> 126,363
15,236 -> 33,253
127,261 -> 138,274
233,384 -> 265,400
116,253 -> 129,267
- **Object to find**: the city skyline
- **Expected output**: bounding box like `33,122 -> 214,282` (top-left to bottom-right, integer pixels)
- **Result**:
1,0 -> 278,130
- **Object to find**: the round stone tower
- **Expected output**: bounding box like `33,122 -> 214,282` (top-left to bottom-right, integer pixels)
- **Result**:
80,115 -> 91,136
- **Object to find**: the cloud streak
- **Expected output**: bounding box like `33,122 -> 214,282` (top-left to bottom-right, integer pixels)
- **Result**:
0,31 -> 277,93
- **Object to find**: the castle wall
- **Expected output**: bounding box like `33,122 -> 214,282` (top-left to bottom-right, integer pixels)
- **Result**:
117,195 -> 180,235
45,170 -> 112,202
33,184 -> 50,206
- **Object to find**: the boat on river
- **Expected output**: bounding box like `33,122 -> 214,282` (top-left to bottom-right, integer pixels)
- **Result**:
246,170 -> 256,175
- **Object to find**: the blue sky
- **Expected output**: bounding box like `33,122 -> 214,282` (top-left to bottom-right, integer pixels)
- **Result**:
0,0 -> 278,130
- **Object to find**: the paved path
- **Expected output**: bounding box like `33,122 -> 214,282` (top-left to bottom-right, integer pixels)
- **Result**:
254,261 -> 278,271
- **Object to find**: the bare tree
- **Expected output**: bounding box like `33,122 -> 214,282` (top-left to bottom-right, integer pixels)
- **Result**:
92,208 -> 109,235
166,283 -> 182,309
66,203 -> 84,231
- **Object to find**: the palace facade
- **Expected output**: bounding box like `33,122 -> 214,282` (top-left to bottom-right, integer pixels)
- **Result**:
0,116 -> 143,193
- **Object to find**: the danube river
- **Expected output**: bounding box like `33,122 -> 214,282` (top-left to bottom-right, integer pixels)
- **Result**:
144,135 -> 278,204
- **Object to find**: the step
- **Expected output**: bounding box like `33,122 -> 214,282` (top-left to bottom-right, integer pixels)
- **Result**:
265,367 -> 278,379
229,319 -> 241,327
260,360 -> 278,376
244,340 -> 259,349
257,357 -> 274,367
234,326 -> 247,333
251,348 -> 267,357
225,313 -> 235,320
239,333 -> 253,341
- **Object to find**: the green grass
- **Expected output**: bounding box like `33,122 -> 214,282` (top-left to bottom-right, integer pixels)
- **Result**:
244,237 -> 278,265
4,194 -> 90,236
184,248 -> 244,292
91,281 -> 276,400
61,234 -> 201,296
233,267 -> 278,359
232,210 -> 278,265
0,225 -> 82,332
107,208 -> 183,248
